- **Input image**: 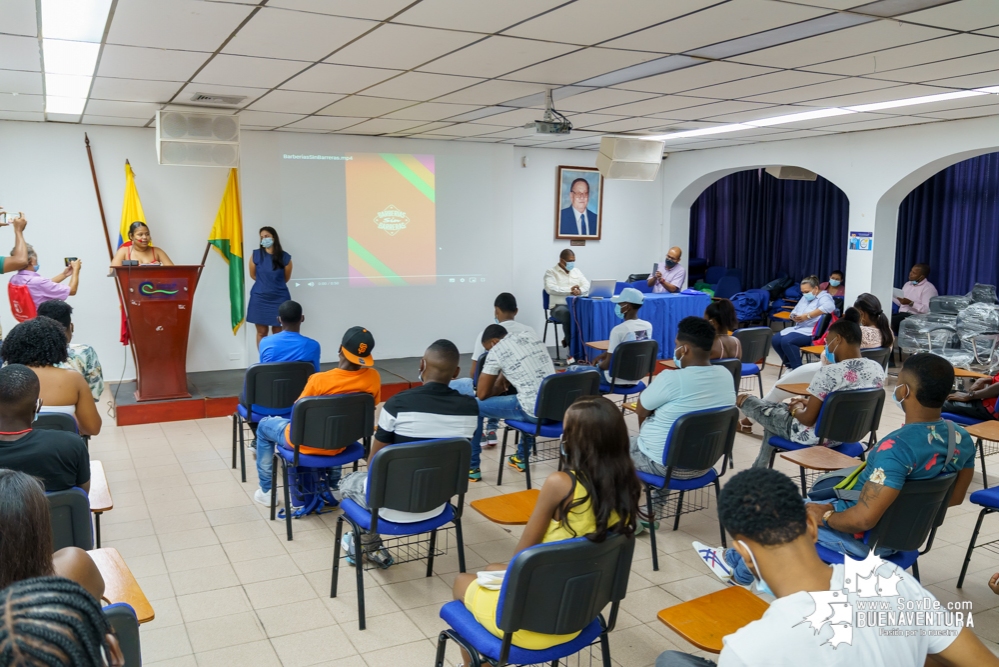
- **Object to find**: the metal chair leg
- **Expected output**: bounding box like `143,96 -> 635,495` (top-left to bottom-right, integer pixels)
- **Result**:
238,418 -> 247,483
979,437 -> 990,489
646,486 -> 659,571
672,490 -> 684,532
799,466 -> 808,496
599,630 -> 612,667
958,508 -> 990,588
427,529 -> 438,577
454,516 -> 467,573
756,373 -> 763,398
497,428 -> 509,486
523,431 -> 532,491
331,515 -> 343,597
714,479 -> 726,548
911,560 -> 920,582
354,526 -> 366,630
231,413 -> 238,470
269,458 -> 278,521
282,459 -> 293,541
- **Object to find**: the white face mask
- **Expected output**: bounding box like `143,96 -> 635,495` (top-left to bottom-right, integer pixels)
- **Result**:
892,383 -> 909,411
738,540 -> 774,597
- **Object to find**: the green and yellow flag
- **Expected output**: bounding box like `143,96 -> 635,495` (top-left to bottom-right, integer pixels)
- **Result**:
208,168 -> 245,333
119,161 -> 145,247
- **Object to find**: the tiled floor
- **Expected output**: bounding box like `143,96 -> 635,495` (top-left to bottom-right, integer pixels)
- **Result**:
92,362 -> 999,666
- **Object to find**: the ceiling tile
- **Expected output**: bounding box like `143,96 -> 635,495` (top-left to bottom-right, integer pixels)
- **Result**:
382,102 -> 483,120
579,116 -> 675,132
0,0 -> 36,37
280,64 -> 401,94
0,70 -> 42,95
267,0 -> 415,21
796,83 -> 950,107
222,7 -> 374,61
0,111 -> 43,121
83,99 -> 162,118
923,70 -> 999,89
818,114 -> 940,132
741,76 -> 900,104
0,93 -> 42,112
361,72 -> 486,101
977,26 -> 999,37
406,121 -> 497,137
433,80 -> 547,105
864,50 -> 999,83
616,61 -> 776,95
325,24 -> 482,70
284,115 -> 363,131
472,126 -> 540,139
236,110 -> 306,127
337,118 -> 431,134
556,88 -> 660,112
468,107 -> 551,127
780,0 -> 868,8
499,47 -> 665,86
393,0 -> 568,33
0,35 -> 40,72
917,102 -> 999,119
175,82 -> 269,107
562,112 -> 633,128
193,55 -> 307,89
391,121 -> 456,134
602,0 -> 828,54
316,95 -> 415,117
685,70 -> 842,99
247,89 -> 346,113
89,78 -> 179,103
903,0 -> 999,31
505,0 -> 721,46
730,20 -> 948,68
880,91 -> 999,115
106,0 -> 255,51
82,115 -> 152,127
653,100 -> 778,121
596,94 -> 710,116
96,46 -> 207,81
418,36 -> 578,79
805,33 -> 999,77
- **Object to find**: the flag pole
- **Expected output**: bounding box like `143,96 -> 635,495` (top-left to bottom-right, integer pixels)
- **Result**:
85,133 -> 115,262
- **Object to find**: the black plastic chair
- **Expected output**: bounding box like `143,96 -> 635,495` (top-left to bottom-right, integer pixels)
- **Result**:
600,339 -> 659,412
733,327 -> 772,397
232,361 -> 314,482
105,604 -> 141,667
710,358 -> 742,394
436,533 -> 634,667
333,438 -> 471,630
272,393 -> 373,541
47,488 -> 93,551
766,387 -> 885,494
861,346 -> 892,370
636,407 -> 738,571
33,413 -> 90,447
498,369 -> 602,489
542,290 -> 562,361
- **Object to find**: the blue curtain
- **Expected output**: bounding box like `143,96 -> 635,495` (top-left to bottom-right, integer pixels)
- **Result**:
895,152 -> 999,296
689,169 -> 849,290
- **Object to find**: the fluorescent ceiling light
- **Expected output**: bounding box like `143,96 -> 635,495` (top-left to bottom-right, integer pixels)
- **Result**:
651,124 -> 753,141
745,108 -> 855,127
42,39 -> 100,76
847,90 -> 986,112
42,0 -> 114,42
45,73 -> 94,99
45,96 -> 87,115
975,86 -> 999,94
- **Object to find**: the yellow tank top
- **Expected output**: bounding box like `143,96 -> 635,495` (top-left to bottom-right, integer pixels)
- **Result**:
543,474 -> 620,543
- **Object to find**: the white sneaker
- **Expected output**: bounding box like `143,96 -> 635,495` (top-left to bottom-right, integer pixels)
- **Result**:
253,488 -> 274,506
693,541 -> 733,583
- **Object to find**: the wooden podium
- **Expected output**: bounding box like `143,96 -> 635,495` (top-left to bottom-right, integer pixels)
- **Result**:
114,266 -> 202,402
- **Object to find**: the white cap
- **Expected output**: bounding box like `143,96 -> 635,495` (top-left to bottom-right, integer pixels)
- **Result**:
612,287 -> 645,305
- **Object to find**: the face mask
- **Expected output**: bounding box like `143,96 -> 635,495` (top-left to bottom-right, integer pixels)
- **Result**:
802,292 -> 816,302
494,317 -> 500,324
673,345 -> 686,369
32,264 -> 39,272
910,279 -> 920,285
738,540 -> 774,597
614,304 -> 625,320
828,279 -> 841,287
560,438 -> 567,459
564,261 -> 575,271
892,383 -> 909,411
824,340 -> 837,364
664,259 -> 677,268
261,237 -> 274,248
418,365 -> 424,383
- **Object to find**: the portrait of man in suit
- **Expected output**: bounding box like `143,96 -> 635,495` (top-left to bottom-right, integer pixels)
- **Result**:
555,167 -> 603,240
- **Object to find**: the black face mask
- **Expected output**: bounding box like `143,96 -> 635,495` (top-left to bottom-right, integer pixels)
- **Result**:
664,259 -> 677,268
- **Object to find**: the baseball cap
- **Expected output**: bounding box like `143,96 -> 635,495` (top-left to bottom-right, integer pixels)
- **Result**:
612,287 -> 645,306
340,326 -> 375,366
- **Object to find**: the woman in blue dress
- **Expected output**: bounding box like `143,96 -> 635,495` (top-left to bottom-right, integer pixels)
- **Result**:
247,226 -> 293,348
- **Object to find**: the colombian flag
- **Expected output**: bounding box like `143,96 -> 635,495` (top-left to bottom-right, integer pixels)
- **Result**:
119,161 -> 145,247
208,168 -> 245,333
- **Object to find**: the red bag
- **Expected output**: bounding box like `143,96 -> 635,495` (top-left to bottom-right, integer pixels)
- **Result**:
811,312 -> 838,345
8,283 -> 37,322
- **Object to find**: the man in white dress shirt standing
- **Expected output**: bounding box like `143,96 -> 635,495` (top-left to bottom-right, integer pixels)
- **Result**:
544,249 -> 590,354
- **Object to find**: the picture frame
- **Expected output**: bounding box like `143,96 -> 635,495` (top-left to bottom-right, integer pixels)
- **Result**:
555,165 -> 603,241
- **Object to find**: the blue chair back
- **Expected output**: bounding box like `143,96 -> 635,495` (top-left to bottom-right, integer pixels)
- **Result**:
242,361 -> 315,417
287,393 -> 375,465
614,281 -> 629,295
705,266 -> 725,285
534,369 -> 602,423
813,387 -> 885,446
662,406 -> 739,473
105,604 -> 141,667
714,275 -> 742,300
47,488 -> 93,551
630,280 -> 653,294
542,290 -> 550,312
472,352 -> 486,390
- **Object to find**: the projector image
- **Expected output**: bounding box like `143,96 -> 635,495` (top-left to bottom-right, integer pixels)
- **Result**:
533,119 -> 572,134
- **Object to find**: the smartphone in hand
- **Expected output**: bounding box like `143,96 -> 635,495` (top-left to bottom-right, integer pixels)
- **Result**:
0,212 -> 6,225
64,257 -> 78,267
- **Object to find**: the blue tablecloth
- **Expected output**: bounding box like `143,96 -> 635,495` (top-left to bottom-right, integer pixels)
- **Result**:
568,292 -> 713,361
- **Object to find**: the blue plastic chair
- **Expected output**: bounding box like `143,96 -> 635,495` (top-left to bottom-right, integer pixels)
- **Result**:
958,486 -> 999,587
713,275 -> 742,300
47,487 -> 93,551
598,340 -> 658,412
332,438 -> 470,630
435,534 -> 634,667
704,266 -> 725,286
637,406 -> 739,571
614,281 -> 629,295
733,327 -> 773,397
542,290 -> 562,361
630,279 -> 653,294
941,412 -> 984,427
105,603 -> 141,667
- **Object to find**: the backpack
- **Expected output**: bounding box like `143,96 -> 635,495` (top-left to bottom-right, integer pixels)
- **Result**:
8,283 -> 36,322
761,274 -> 793,302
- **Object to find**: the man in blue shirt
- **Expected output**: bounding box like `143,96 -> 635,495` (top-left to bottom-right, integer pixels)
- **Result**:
258,300 -> 321,371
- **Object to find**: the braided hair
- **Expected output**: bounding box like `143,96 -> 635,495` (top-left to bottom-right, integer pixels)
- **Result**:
0,576 -> 112,666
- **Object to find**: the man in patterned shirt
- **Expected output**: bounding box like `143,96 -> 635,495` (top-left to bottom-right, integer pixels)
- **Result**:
36,300 -> 104,402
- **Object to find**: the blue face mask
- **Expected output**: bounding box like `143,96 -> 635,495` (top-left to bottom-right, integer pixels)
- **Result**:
823,340 -> 837,364
261,237 -> 274,248
494,317 -> 500,324
910,279 -> 920,285
892,383 -> 909,411
564,261 -> 575,271
32,264 -> 39,272
802,292 -> 816,302
614,304 -> 625,320
828,279 -> 841,287
739,540 -> 774,597
673,345 -> 686,369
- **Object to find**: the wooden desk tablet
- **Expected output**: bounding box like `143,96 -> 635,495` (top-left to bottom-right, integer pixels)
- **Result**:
772,311 -> 791,321
470,489 -> 540,525
585,340 -> 609,351
775,383 -> 811,396
781,447 -> 860,472
658,359 -> 678,370
954,368 -> 990,379
658,586 -> 769,653
89,548 -> 155,623
89,461 -> 113,548
801,345 -> 825,356
965,421 -> 999,488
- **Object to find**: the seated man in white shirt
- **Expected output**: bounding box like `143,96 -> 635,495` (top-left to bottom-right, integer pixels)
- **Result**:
648,246 -> 686,294
543,249 -> 590,354
593,288 -> 652,385
659,467 -> 994,667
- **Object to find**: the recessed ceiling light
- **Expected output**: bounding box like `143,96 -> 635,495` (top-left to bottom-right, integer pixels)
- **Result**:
40,0 -> 114,120
41,0 -> 114,42
651,124 -> 754,141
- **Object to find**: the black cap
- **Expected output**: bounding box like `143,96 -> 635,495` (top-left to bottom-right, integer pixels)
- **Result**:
340,326 -> 374,366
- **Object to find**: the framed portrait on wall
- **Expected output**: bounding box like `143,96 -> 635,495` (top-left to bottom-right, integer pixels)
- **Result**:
555,165 -> 603,240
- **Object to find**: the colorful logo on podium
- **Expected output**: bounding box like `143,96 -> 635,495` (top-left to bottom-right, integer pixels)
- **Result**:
139,281 -> 180,298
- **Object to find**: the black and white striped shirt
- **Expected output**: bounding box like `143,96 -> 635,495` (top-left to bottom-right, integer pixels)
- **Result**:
375,381 -> 479,444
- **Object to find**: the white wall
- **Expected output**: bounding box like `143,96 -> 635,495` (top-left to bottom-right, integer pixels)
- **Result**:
0,121 -> 666,381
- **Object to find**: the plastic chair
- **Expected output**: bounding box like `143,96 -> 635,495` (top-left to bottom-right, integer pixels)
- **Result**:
630,280 -> 653,294
435,533 -> 634,667
941,412 -> 983,427
713,275 -> 742,300
541,291 -> 562,361
710,358 -> 742,394
860,346 -> 891,370
104,604 -> 141,667
599,339 -> 659,413
765,387 -> 885,494
497,369 -> 602,489
958,486 -> 999,587
47,488 -> 93,551
614,281 -> 629,295
638,406 -> 739,570
704,266 -> 725,286
817,473 -> 955,582
33,412 -> 90,447
332,438 -> 471,630
626,273 -> 650,283
733,327 -> 773,397
232,361 -> 314,482
272,393 -> 373,541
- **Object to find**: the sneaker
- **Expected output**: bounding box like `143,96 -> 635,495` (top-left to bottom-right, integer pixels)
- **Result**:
468,468 -> 482,483
253,488 -> 273,507
507,455 -> 525,473
341,532 -> 356,566
484,430 -> 498,447
693,541 -> 734,584
363,542 -> 395,569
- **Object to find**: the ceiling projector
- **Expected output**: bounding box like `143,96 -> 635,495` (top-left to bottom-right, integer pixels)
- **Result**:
524,89 -> 573,135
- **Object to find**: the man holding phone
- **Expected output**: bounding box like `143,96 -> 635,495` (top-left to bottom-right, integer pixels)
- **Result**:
9,243 -> 82,309
0,208 -> 29,275
648,246 -> 686,293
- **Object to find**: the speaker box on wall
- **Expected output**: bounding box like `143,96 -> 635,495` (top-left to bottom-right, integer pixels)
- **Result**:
156,109 -> 240,167
596,137 -> 666,181
765,166 -> 818,181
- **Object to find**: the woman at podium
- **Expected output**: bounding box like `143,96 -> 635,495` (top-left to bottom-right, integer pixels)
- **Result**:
111,222 -> 174,267
247,226 -> 292,347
